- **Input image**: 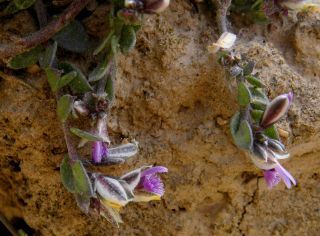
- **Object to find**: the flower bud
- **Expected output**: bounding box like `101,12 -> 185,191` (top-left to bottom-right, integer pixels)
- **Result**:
260,92 -> 293,129
73,100 -> 90,116
143,0 -> 170,13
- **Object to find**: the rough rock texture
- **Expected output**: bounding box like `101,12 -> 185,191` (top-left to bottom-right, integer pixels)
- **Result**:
0,1 -> 320,235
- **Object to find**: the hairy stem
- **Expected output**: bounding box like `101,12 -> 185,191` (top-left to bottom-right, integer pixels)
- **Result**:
0,0 -> 92,61
212,0 -> 232,33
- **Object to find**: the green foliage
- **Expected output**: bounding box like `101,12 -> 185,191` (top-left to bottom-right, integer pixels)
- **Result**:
238,82 -> 252,106
245,75 -> 264,87
119,25 -> 136,54
263,124 -> 280,140
231,0 -> 268,24
105,76 -> 115,102
39,41 -> 58,68
70,128 -> 105,141
53,21 -> 89,53
89,54 -> 113,82
230,112 -> 253,150
8,46 -> 42,69
60,156 -> 94,195
59,62 -> 93,93
2,0 -> 36,15
57,95 -> 73,122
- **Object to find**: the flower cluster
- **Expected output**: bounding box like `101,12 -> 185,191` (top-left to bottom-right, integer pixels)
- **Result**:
91,166 -> 168,225
220,52 -> 296,189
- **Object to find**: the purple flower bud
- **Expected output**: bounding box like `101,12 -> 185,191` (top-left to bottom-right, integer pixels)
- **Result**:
137,166 -> 168,196
125,0 -> 170,14
260,92 -> 293,129
142,0 -> 170,13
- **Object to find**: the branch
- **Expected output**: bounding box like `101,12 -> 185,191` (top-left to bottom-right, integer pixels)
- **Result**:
212,0 -> 232,33
0,0 -> 92,62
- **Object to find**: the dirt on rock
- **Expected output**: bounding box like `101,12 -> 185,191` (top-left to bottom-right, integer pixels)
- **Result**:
0,1 -> 319,235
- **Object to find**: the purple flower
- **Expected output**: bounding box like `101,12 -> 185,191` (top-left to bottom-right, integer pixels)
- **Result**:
137,166 -> 168,196
264,163 -> 296,189
92,141 -> 108,163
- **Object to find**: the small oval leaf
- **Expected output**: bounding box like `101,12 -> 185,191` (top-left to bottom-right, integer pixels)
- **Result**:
238,82 -> 251,106
59,62 -> 93,93
60,155 -> 75,193
119,25 -> 136,54
39,41 -> 58,68
57,95 -> 73,122
245,75 -> 264,88
45,67 -> 59,92
70,128 -> 105,141
53,21 -> 89,53
105,76 -> 114,102
108,143 -> 139,159
58,71 -> 77,89
72,160 -> 94,196
232,119 -> 253,150
8,46 -> 42,69
88,54 -> 113,82
93,30 -> 115,56
263,124 -> 280,140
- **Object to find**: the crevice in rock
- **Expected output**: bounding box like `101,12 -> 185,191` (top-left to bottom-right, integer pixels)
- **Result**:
237,177 -> 259,236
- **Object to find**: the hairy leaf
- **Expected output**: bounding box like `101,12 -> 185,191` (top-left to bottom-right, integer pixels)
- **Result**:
245,75 -> 264,88
238,82 -> 251,106
88,54 -> 113,82
119,25 -> 136,54
45,67 -> 59,92
70,128 -> 105,141
94,30 -> 115,56
8,46 -> 42,69
60,156 -> 75,193
58,71 -> 77,89
105,76 -> 114,102
53,21 -> 89,53
39,41 -> 58,68
72,161 -> 94,196
263,124 -> 280,140
59,62 -> 92,93
231,118 -> 253,150
57,95 -> 73,122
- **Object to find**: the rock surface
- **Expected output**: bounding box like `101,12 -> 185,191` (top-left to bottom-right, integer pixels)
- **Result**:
0,2 -> 319,235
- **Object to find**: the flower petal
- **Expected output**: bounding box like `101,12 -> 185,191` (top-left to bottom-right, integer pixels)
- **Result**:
92,141 -> 108,163
95,175 -> 129,206
141,166 -> 168,177
275,163 -> 296,188
264,169 -> 281,189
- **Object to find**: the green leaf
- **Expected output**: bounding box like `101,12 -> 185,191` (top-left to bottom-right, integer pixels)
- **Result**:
105,76 -> 114,102
14,0 -> 36,9
53,21 -> 89,53
243,61 -> 255,76
230,112 -> 241,136
232,119 -> 253,150
251,99 -> 267,110
251,109 -> 263,123
263,124 -> 280,140
74,193 -> 91,214
60,156 -> 75,193
119,25 -> 136,54
250,87 -> 268,102
71,161 -> 94,196
57,95 -> 73,122
45,67 -> 59,92
111,35 -> 119,55
39,41 -> 58,68
58,71 -> 77,89
93,30 -> 115,56
238,82 -> 251,106
8,46 -> 42,69
245,75 -> 264,88
59,62 -> 93,93
70,128 -> 105,141
88,54 -> 113,82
